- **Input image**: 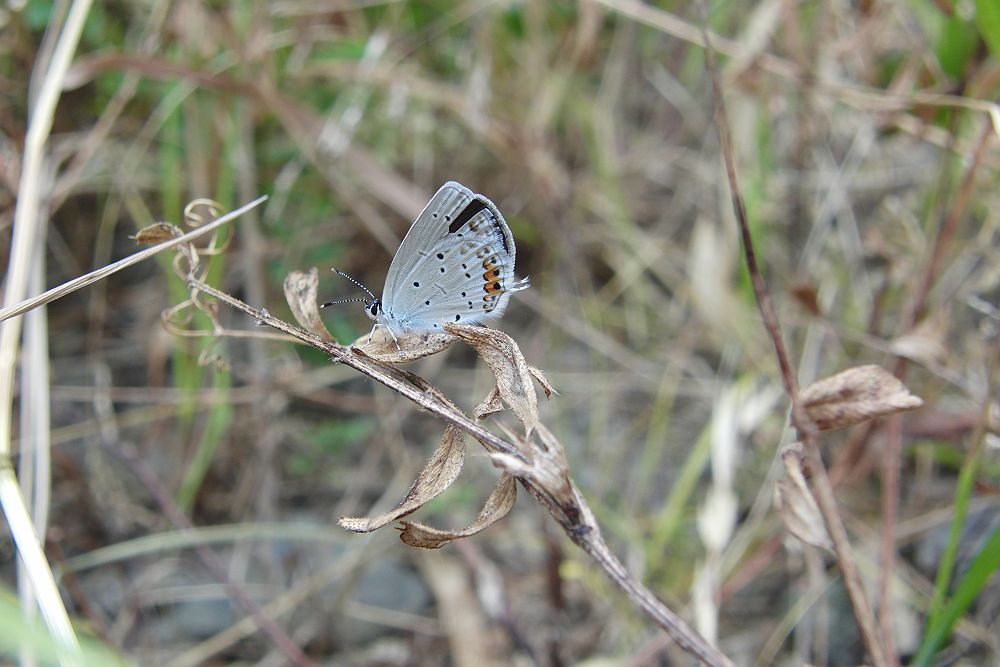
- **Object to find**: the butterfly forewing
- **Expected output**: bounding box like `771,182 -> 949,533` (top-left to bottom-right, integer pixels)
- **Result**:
383,182 -> 474,304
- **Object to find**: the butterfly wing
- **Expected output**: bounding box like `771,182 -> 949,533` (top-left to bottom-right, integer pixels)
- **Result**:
382,181 -> 475,306
381,183 -> 527,333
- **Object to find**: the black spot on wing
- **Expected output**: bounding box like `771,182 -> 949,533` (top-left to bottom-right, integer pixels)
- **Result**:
448,199 -> 489,234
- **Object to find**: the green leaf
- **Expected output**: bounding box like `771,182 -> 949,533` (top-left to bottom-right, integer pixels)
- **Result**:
938,14 -> 980,79
976,0 -> 1000,59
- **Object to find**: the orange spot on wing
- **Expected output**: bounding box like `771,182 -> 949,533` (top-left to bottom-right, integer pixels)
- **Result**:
482,259 -> 504,295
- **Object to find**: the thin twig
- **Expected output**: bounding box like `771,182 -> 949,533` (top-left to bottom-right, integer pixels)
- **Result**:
0,196 -> 268,325
914,119 -> 996,621
903,120 -> 994,328
880,413 -> 902,667
698,7 -> 890,667
572,503 -> 736,667
188,279 -> 529,463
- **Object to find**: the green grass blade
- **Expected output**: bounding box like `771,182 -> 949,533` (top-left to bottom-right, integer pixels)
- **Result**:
975,0 -> 1000,60
912,519 -> 1000,666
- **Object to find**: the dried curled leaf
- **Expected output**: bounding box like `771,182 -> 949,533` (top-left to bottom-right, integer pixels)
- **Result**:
800,364 -> 923,431
339,426 -> 466,532
444,323 -> 540,433
336,320 -> 559,547
283,269 -> 334,340
774,443 -> 832,549
529,365 -> 557,399
399,473 -> 517,549
473,386 -> 505,421
132,222 -> 182,245
353,328 -> 456,363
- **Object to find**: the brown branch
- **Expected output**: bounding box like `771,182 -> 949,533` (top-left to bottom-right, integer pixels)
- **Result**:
698,11 -> 891,667
875,117 -> 995,661
569,493 -> 736,667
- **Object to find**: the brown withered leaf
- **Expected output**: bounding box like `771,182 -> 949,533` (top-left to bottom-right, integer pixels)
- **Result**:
283,269 -> 334,340
529,365 -> 557,399
800,364 -> 923,431
774,443 -> 831,549
399,473 -> 517,549
353,328 -> 456,363
473,386 -> 505,421
444,323 -> 539,433
132,222 -> 182,245
340,426 -> 466,532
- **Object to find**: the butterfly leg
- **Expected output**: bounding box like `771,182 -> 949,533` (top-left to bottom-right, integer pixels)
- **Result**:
368,323 -> 401,352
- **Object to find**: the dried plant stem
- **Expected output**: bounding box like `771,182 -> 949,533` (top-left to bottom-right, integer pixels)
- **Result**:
0,1 -> 94,664
875,118 -> 994,660
190,278 -> 735,667
699,13 -> 890,667
189,280 -> 529,463
906,118 -> 994,621
571,503 -> 736,667
0,197 -> 267,325
879,413 -> 902,665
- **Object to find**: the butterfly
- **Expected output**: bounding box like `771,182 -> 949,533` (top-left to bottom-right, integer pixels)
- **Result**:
325,181 -> 529,346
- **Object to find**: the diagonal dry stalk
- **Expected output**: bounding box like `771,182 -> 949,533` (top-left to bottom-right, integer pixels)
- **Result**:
696,7 -> 916,667
182,264 -> 736,667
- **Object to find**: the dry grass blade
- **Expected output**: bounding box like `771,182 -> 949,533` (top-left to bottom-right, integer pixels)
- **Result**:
697,5 -> 890,664
0,197 -> 267,325
800,365 -> 924,432
774,443 -> 832,549
339,426 -> 466,533
399,473 -> 517,549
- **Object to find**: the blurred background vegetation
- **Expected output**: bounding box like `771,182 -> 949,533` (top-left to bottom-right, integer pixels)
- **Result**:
2,0 -> 1000,665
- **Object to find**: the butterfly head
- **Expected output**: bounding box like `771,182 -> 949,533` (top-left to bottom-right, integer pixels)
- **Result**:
366,299 -> 382,321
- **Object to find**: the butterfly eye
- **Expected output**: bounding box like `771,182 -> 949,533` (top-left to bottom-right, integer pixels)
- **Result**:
369,301 -> 380,316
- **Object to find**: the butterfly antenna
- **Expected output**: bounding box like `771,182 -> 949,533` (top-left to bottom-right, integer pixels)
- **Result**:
331,268 -> 378,302
320,297 -> 368,309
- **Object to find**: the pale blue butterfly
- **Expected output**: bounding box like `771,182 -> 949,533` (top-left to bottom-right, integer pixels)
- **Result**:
325,181 -> 529,345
